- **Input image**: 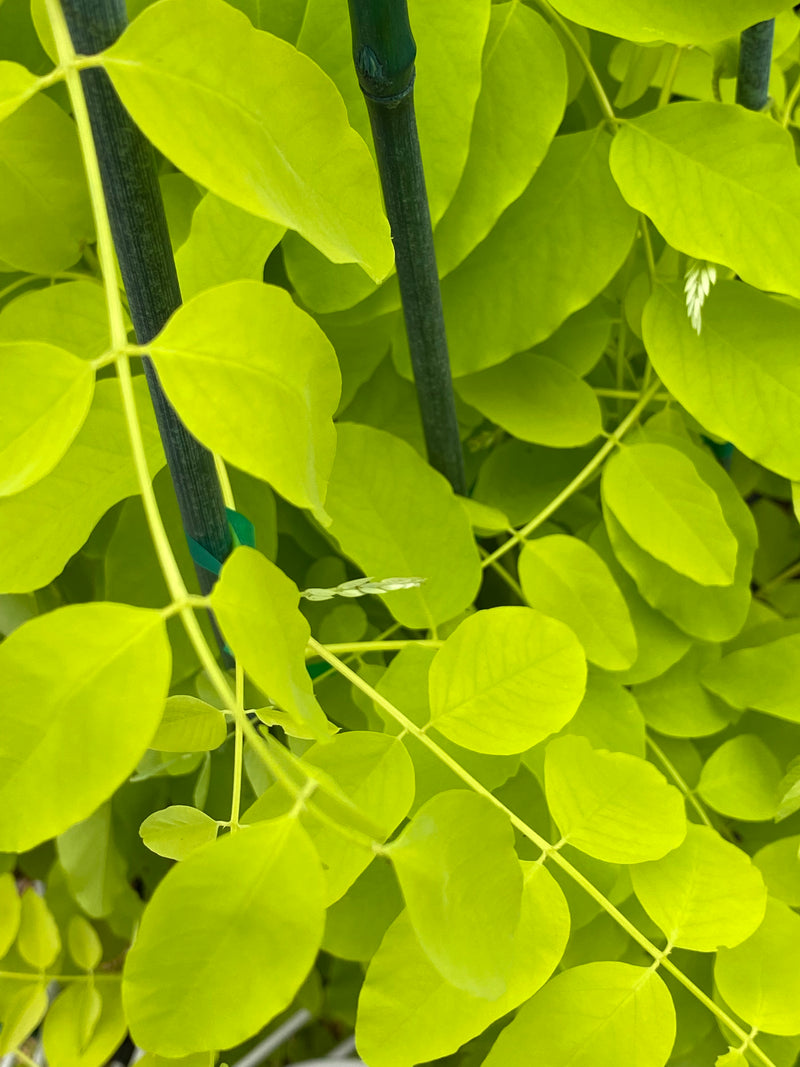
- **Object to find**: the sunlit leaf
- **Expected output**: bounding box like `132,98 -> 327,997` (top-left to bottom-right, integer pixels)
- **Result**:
123,818 -> 325,1055
545,735 -> 686,863
0,603 -> 170,851
101,0 -> 392,279
427,606 -> 586,754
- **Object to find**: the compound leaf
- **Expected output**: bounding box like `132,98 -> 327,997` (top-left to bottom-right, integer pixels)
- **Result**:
702,631 -> 800,723
697,735 -> 782,821
324,424 -> 481,630
455,354 -> 602,448
42,977 -> 128,1067
56,803 -> 131,920
67,915 -> 103,972
244,731 -> 415,905
611,104 -> 800,299
602,433 -> 756,642
175,192 -> 285,301
356,863 -> 569,1067
139,806 -> 219,861
548,0 -> 789,43
0,872 -> 21,959
643,283 -> 800,480
428,128 -> 637,377
434,2 -> 567,275
0,378 -> 164,595
150,697 -> 227,753
0,60 -> 40,121
0,93 -> 93,273
17,889 -> 60,970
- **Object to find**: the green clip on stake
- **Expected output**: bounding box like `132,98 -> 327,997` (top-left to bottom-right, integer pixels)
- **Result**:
186,508 -> 256,577
186,509 -> 255,660
188,512 -> 332,679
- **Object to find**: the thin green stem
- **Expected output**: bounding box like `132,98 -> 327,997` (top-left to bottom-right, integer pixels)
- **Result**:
658,45 -> 684,107
306,639 -> 441,659
593,388 -> 669,401
8,1050 -> 38,1067
0,970 -> 120,983
214,454 -> 236,509
529,0 -> 617,126
758,556 -> 800,596
782,71 -> 800,127
639,215 -> 657,288
0,276 -> 39,303
229,663 -> 245,830
49,0 -> 384,891
481,380 -> 661,569
646,734 -> 714,830
313,620 -> 404,686
478,546 -> 525,601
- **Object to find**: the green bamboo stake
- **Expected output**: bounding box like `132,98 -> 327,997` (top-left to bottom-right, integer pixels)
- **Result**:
347,0 -> 466,496
736,19 -> 775,111
60,0 -> 233,612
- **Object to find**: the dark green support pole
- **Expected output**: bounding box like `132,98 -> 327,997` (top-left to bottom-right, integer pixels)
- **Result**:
60,2 -> 233,621
347,0 -> 466,496
736,19 -> 775,111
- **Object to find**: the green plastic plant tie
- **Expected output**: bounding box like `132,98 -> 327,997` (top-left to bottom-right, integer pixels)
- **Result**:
347,0 -> 466,496
186,508 -> 255,577
737,19 -> 775,111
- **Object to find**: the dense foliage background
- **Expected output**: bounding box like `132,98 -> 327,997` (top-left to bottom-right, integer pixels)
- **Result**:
3,1 -> 800,1066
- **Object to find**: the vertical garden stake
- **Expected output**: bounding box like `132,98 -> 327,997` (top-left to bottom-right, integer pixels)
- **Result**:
736,19 -> 775,111
347,0 -> 467,496
60,1 -> 234,613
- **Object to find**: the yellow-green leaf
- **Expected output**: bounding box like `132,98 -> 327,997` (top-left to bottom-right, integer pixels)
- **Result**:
0,603 -> 171,851
0,341 -> 94,496
122,818 -> 325,1055
140,806 -> 219,861
149,281 -> 339,519
101,0 -> 392,280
